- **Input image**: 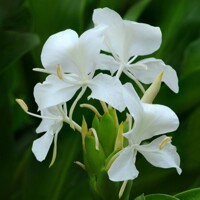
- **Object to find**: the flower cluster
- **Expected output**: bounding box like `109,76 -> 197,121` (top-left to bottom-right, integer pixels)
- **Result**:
17,7 -> 181,184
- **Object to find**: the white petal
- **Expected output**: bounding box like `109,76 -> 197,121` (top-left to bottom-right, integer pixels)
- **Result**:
96,54 -> 119,74
93,8 -> 161,62
34,74 -> 80,110
122,83 -> 143,119
93,8 -> 126,60
36,106 -> 63,133
131,103 -> 179,143
108,147 -> 139,181
137,135 -> 182,174
93,7 -> 123,28
88,73 -> 125,112
32,132 -> 54,162
41,29 -> 78,72
129,58 -> 179,93
64,26 -> 106,77
124,21 -> 161,57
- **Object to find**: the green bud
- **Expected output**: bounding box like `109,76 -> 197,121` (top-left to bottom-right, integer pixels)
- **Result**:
84,134 -> 106,175
92,108 -> 118,156
141,71 -> 164,103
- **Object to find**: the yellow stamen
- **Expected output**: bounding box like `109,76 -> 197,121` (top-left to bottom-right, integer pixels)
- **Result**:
56,64 -> 64,80
80,103 -> 102,118
16,99 -> 28,112
159,136 -> 172,150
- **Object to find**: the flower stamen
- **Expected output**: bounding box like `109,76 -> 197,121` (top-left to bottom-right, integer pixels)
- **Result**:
159,136 -> 172,150
80,103 -> 102,118
56,64 -> 64,80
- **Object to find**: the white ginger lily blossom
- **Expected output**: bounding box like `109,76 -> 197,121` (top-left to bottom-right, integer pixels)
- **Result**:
108,83 -> 182,181
34,25 -> 125,120
93,8 -> 179,93
32,104 -> 67,165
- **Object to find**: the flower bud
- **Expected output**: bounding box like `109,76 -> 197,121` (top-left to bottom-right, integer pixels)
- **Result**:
141,71 -> 164,103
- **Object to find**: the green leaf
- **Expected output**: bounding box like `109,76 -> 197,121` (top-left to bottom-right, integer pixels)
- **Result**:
157,69 -> 200,115
145,194 -> 179,200
124,0 -> 151,21
175,188 -> 200,200
18,130 -> 86,200
177,106 -> 200,171
135,194 -> 146,200
181,38 -> 200,78
0,31 -> 40,73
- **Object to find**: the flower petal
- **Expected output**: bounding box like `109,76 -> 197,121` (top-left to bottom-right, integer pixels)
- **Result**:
58,26 -> 106,77
36,106 -> 63,133
32,132 -> 54,162
122,83 -> 143,119
93,8 -> 126,59
128,58 -> 179,93
108,147 -> 139,181
132,103 -> 179,143
124,20 -> 161,57
34,74 -> 80,110
88,73 -> 125,112
41,29 -> 78,72
93,8 -> 161,62
137,135 -> 182,174
96,53 -> 119,74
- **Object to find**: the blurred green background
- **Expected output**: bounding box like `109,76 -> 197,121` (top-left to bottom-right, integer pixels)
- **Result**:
1,0 -> 200,199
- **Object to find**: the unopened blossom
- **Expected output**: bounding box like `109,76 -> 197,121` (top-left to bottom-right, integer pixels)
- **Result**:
108,83 -> 182,181
34,25 -> 125,118
93,8 -> 179,93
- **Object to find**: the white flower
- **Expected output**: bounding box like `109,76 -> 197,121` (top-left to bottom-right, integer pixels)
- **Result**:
93,7 -> 178,93
108,83 -> 182,181
34,25 -> 125,118
32,104 -> 66,165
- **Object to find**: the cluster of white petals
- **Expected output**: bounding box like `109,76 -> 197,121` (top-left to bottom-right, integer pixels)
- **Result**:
21,7 -> 181,181
108,83 -> 182,181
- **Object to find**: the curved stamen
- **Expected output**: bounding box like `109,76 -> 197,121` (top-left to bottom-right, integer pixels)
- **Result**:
123,70 -> 146,94
127,55 -> 138,65
100,101 -> 109,113
49,131 -> 59,167
69,86 -> 87,129
119,180 -> 128,199
159,136 -> 172,150
80,103 -> 102,118
16,99 -> 61,120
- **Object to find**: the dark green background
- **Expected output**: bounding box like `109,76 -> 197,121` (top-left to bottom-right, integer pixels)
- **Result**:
1,0 -> 200,199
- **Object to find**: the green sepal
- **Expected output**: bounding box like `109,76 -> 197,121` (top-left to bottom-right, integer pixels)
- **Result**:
83,135 -> 106,175
92,108 -> 118,156
94,169 -> 132,200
